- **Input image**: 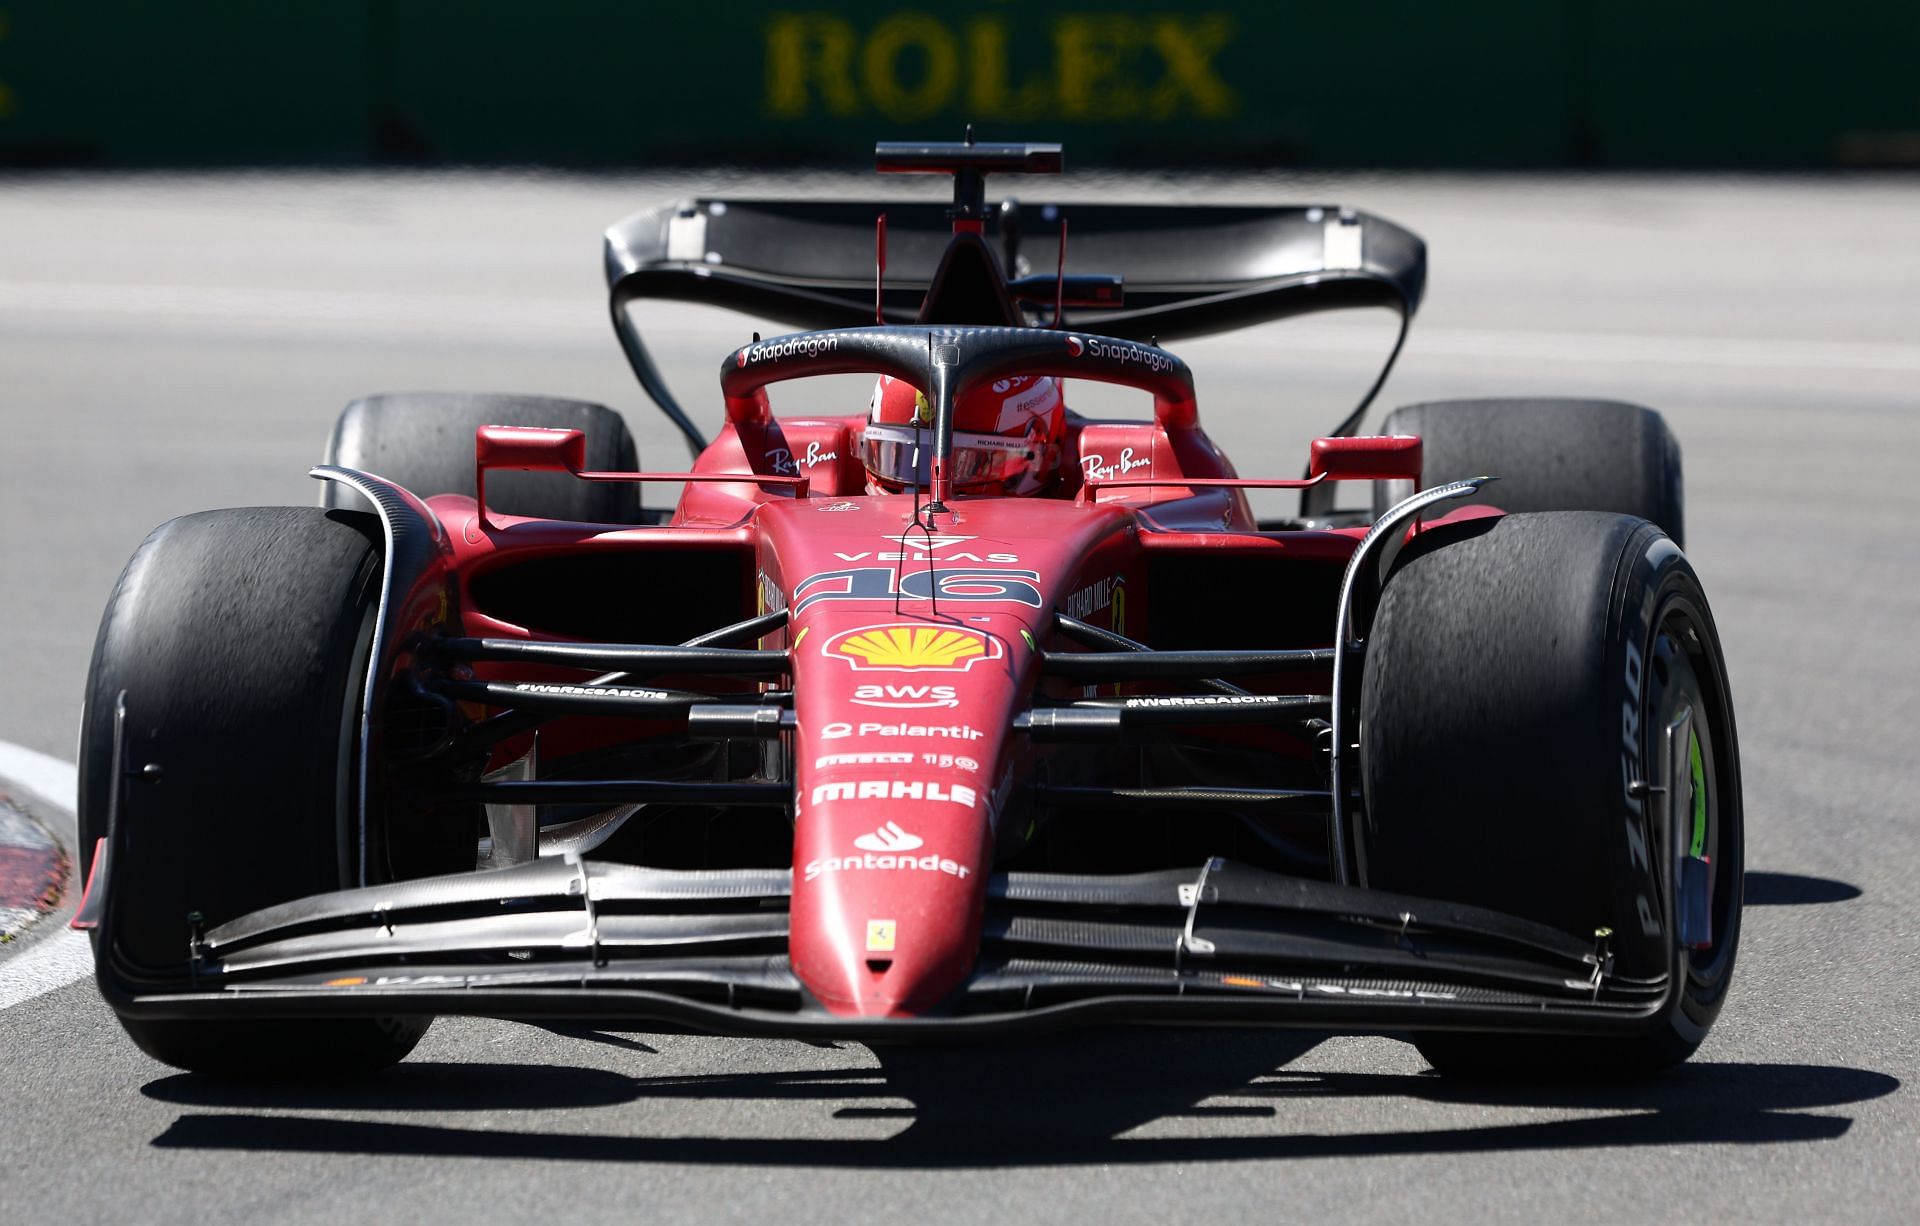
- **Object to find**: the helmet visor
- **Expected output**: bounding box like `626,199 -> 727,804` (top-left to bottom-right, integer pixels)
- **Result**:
861,421 -> 1040,492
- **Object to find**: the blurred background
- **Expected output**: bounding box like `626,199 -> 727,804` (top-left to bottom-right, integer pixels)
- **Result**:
3,1 -> 1918,169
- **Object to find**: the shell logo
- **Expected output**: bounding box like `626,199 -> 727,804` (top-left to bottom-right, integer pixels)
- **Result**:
825,624 -> 1004,672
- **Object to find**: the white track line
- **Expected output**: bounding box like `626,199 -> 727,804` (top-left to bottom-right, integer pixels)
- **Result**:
0,740 -> 78,819
0,740 -> 92,1011
0,929 -> 92,1010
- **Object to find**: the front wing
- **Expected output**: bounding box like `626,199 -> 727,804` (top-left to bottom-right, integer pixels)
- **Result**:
99,855 -> 1670,1040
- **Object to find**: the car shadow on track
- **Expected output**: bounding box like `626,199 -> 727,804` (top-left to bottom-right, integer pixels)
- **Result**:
1743,871 -> 1862,906
143,1028 -> 1897,1167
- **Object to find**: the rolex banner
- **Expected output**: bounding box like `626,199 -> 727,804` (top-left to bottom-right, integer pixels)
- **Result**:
0,2 -> 1914,168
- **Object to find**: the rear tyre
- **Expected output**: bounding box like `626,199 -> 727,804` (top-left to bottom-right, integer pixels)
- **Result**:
320,391 -> 645,523
78,507 -> 430,1077
1359,511 -> 1742,1079
1374,398 -> 1684,546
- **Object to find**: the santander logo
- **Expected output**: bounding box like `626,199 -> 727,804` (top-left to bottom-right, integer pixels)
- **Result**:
853,822 -> 924,852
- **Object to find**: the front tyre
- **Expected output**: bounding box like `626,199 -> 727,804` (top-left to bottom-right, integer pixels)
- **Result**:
79,507 -> 430,1077
1374,398 -> 1684,546
320,392 -> 645,523
1359,511 -> 1743,1078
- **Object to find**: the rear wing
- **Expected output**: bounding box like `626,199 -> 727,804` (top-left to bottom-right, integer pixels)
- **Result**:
604,200 -> 1426,457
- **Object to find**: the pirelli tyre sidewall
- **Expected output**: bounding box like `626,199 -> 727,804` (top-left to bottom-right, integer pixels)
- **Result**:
1613,526 -> 1744,1044
1360,511 -> 1743,1067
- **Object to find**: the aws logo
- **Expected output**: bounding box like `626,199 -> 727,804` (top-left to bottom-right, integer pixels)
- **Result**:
826,623 -> 1005,673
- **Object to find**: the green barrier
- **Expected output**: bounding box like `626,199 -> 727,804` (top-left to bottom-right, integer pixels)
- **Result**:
376,1 -> 1569,165
0,2 -> 1914,167
0,3 -> 372,163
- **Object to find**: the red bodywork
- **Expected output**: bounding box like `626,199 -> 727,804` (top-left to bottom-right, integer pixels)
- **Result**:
375,397 -> 1479,1019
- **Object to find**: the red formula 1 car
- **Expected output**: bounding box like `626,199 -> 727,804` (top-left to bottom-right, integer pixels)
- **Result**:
74,141 -> 1742,1079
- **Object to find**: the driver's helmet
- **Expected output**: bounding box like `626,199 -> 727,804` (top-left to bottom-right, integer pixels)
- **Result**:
860,374 -> 1066,496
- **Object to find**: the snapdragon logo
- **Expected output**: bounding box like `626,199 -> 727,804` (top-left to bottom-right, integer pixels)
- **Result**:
853,821 -> 923,852
736,334 -> 841,368
1078,335 -> 1175,373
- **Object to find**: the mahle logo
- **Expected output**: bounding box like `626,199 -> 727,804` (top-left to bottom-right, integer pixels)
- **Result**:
827,623 -> 1003,672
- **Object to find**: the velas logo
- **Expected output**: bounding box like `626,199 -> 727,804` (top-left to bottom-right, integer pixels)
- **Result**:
826,624 -> 1003,672
894,534 -> 971,551
853,821 -> 923,852
829,536 -> 1020,564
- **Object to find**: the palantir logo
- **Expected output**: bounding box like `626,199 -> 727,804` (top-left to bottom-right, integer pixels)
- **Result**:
853,821 -> 924,853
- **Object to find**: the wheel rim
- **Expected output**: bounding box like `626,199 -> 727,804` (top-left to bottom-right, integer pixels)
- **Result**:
1648,596 -> 1742,1006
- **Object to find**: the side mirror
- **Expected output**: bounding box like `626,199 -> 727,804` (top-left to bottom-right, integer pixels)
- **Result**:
1308,434 -> 1422,484
475,424 -> 587,473
475,425 -> 587,524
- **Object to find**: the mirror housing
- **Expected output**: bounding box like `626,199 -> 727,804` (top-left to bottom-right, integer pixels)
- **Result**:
1309,434 -> 1422,484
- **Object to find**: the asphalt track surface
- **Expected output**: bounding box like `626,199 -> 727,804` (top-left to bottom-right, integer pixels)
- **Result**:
2,170 -> 1917,1223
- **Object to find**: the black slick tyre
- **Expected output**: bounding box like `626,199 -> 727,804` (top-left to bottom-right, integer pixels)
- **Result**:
78,507 -> 430,1077
1374,399 -> 1684,546
1358,511 -> 1742,1078
320,391 -> 644,523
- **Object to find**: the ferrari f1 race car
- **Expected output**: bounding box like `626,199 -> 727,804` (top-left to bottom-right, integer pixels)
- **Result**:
75,139 -> 1742,1079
